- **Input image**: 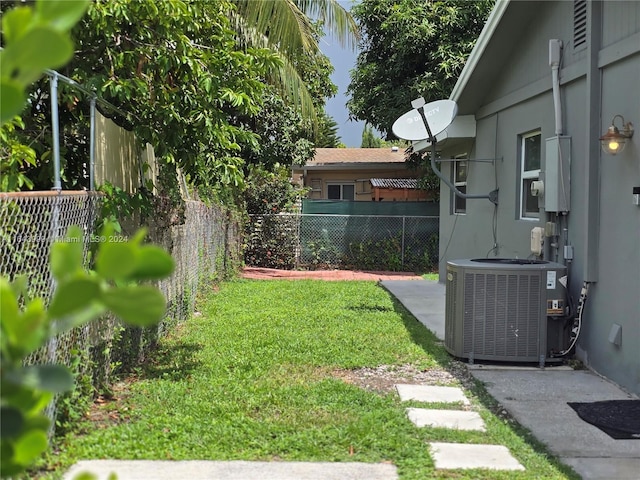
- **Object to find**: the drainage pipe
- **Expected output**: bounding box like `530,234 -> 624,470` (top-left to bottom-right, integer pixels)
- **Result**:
549,39 -> 563,135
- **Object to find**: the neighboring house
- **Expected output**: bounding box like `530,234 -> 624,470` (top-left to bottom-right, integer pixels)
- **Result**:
292,147 -> 431,201
422,0 -> 639,393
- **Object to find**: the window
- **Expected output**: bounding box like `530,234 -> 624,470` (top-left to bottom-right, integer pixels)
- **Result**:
451,155 -> 468,214
327,183 -> 355,200
520,131 -> 541,219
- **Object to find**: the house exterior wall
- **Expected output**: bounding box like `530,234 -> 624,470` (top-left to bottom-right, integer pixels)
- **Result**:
588,37 -> 640,393
302,168 -> 416,200
439,1 -> 639,393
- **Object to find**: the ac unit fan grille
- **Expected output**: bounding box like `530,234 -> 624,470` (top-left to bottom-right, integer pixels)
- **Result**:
463,272 -> 541,359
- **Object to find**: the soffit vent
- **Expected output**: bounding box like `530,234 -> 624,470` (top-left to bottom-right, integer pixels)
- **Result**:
573,0 -> 587,50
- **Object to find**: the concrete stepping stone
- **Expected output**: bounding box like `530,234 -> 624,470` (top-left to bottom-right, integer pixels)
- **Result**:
64,460 -> 399,480
406,407 -> 486,431
395,384 -> 470,405
428,442 -> 525,471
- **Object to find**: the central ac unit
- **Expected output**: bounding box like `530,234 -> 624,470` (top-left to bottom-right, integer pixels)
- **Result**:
445,258 -> 568,367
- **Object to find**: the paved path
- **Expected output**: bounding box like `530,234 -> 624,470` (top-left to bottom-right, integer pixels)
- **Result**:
381,279 -> 640,480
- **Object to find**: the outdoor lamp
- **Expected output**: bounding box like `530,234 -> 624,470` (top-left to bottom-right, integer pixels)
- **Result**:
600,115 -> 634,155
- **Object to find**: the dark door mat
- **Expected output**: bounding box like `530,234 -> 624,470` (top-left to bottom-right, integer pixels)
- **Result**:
568,400 -> 640,439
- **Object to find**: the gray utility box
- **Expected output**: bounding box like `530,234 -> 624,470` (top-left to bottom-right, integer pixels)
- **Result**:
445,258 -> 568,366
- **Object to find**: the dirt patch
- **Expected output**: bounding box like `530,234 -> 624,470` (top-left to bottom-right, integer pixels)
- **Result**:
331,362 -> 473,395
241,267 -> 423,281
85,379 -> 135,430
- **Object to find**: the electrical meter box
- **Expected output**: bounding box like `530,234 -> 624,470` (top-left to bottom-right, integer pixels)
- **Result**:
544,136 -> 571,212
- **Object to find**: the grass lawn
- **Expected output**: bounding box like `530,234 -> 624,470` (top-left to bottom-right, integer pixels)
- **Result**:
44,279 -> 578,479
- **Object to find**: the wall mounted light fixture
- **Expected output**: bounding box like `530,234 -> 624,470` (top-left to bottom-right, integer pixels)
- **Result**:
600,115 -> 634,155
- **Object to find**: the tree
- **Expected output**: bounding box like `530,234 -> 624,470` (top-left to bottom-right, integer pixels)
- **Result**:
347,0 -> 493,139
232,20 -> 339,170
7,0 -> 275,197
231,0 -> 359,129
361,124 -> 382,148
315,113 -> 342,148
235,87 -> 315,173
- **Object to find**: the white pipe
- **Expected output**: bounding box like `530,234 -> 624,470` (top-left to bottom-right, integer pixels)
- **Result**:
549,39 -> 563,135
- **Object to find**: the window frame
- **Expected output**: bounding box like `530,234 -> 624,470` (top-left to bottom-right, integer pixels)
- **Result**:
326,182 -> 355,201
519,130 -> 542,220
450,154 -> 468,215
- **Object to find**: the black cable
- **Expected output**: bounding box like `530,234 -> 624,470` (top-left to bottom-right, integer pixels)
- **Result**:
556,281 -> 589,356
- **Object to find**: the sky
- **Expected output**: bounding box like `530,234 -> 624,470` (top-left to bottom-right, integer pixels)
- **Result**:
319,2 -> 366,148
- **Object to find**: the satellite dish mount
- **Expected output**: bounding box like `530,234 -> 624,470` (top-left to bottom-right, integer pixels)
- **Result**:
394,97 -> 498,205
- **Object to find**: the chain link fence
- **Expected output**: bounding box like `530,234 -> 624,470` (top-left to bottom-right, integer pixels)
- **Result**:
245,214 -> 439,272
0,191 -> 240,435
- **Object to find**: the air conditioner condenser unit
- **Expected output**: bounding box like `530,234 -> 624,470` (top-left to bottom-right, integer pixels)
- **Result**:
445,258 -> 568,367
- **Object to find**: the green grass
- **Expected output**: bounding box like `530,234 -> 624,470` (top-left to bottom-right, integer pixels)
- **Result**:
45,279 -> 578,479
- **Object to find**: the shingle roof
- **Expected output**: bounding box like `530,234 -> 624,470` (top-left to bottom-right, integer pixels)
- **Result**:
370,178 -> 421,189
308,148 -> 407,165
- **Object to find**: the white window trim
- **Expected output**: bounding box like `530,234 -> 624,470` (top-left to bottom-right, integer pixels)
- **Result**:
520,130 -> 541,220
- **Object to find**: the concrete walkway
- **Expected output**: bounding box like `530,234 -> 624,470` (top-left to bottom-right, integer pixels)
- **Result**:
381,279 -> 640,480
64,460 -> 398,480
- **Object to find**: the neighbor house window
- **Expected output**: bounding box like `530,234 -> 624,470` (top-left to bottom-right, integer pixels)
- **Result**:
451,154 -> 468,214
520,131 -> 541,219
327,183 -> 355,200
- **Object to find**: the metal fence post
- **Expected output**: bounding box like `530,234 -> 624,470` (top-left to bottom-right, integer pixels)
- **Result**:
49,72 -> 62,192
401,216 -> 406,269
89,96 -> 96,190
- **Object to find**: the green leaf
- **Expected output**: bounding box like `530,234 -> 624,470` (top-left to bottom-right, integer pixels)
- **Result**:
1,27 -> 73,85
129,246 -> 175,281
52,303 -> 106,337
0,278 -> 20,344
95,242 -> 138,279
8,275 -> 29,300
50,227 -> 84,281
35,0 -> 90,32
73,473 -> 99,480
0,406 -> 24,440
1,6 -> 33,43
48,278 -> 100,319
5,365 -> 74,394
102,286 -> 166,326
0,79 -> 26,125
13,429 -> 48,466
12,298 -> 47,356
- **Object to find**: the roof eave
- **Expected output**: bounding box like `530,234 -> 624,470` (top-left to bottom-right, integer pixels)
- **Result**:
292,163 -> 408,171
450,0 -> 511,103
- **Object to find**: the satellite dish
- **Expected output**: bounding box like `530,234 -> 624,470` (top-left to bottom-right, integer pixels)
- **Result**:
392,99 -> 458,141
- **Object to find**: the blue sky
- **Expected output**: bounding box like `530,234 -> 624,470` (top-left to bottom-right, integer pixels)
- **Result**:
319,1 -> 365,147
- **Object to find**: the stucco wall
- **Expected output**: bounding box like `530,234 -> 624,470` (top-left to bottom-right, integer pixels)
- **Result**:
584,52 -> 640,393
439,1 -> 639,393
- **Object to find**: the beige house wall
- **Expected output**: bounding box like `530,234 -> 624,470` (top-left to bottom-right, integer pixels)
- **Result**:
301,168 -> 420,201
95,111 -> 157,193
